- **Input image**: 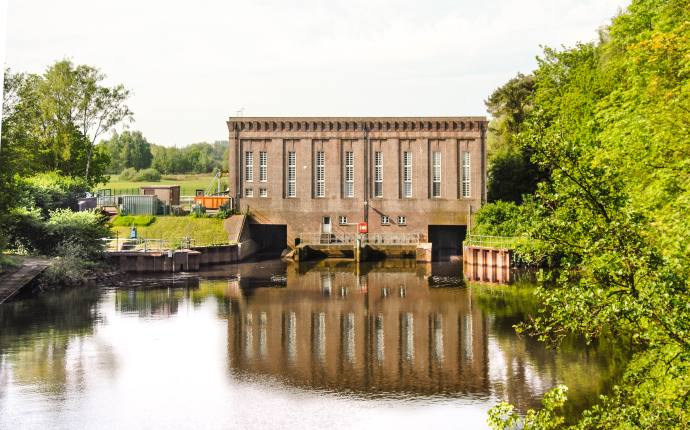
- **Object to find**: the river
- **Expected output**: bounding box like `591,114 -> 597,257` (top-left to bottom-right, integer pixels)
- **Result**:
0,259 -> 627,429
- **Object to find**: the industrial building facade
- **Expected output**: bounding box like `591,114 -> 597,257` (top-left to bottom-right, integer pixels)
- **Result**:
227,117 -> 487,258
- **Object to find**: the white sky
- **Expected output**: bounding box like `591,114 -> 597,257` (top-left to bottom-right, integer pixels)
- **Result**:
2,0 -> 629,147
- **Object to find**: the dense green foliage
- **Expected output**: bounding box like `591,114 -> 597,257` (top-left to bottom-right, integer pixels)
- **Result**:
6,208 -> 109,258
99,131 -> 153,173
472,201 -> 530,237
118,167 -> 162,182
20,172 -> 91,216
485,73 -> 548,203
98,130 -> 228,175
1,60 -> 132,185
486,0 -> 690,428
150,141 -> 228,174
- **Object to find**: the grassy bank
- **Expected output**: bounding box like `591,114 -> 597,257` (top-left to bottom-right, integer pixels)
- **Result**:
111,215 -> 229,245
102,173 -> 228,196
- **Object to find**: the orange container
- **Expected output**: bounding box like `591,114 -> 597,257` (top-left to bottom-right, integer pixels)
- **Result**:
193,196 -> 230,209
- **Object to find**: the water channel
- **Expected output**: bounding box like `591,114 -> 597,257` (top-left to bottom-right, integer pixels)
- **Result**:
0,259 -> 628,429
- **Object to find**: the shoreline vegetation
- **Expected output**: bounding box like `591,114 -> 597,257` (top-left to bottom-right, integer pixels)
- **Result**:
478,0 -> 690,428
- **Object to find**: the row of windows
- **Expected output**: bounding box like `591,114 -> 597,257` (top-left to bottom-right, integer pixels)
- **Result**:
244,188 -> 268,198
244,151 -> 268,182
243,150 -> 471,198
337,215 -> 406,225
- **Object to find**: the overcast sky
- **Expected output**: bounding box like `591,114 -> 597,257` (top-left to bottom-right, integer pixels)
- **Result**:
2,0 -> 629,147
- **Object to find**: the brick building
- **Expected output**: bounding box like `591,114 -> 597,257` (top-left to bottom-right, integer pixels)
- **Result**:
227,117 -> 487,259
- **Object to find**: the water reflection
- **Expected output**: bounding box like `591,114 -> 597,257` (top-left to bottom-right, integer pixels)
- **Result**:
224,260 -> 626,412
0,259 -> 628,429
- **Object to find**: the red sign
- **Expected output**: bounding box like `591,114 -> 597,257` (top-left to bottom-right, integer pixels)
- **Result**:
357,222 -> 368,234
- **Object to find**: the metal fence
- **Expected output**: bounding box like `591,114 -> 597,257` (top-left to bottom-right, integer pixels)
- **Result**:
463,234 -> 519,249
299,232 -> 421,246
102,237 -> 233,252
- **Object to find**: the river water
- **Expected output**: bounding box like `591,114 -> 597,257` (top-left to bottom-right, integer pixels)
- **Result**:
0,259 -> 626,429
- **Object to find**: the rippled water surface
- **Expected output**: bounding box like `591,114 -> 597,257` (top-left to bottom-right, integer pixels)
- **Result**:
0,259 -> 626,429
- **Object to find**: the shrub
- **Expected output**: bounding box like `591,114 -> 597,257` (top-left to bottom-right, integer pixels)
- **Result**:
133,168 -> 161,182
21,172 -> 92,215
45,209 -> 111,259
40,240 -> 100,287
5,207 -> 48,254
472,200 -> 529,237
111,215 -> 156,227
215,201 -> 233,219
118,167 -> 137,181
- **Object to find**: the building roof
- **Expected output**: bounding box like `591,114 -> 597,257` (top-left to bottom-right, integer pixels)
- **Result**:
227,116 -> 487,133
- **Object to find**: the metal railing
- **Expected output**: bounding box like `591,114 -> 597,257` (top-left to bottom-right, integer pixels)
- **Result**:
299,233 -> 358,245
463,234 -> 519,249
102,237 -> 234,252
364,233 -> 421,245
97,195 -> 119,207
298,232 -> 421,246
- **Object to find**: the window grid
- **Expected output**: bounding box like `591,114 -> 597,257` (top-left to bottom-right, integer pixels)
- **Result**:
345,151 -> 354,198
287,151 -> 296,197
397,216 -> 406,225
259,151 -> 267,182
245,151 -> 253,182
259,188 -> 267,197
315,151 -> 325,198
432,151 -> 441,198
462,151 -> 471,198
339,215 -> 348,225
245,188 -> 253,198
381,215 -> 390,225
403,151 -> 412,198
374,151 -> 383,198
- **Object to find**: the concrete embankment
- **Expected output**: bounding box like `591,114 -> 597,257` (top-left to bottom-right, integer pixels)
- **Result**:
104,241 -> 259,273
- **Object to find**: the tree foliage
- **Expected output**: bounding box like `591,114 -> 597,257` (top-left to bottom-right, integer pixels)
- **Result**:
150,140 -> 228,174
485,73 -> 548,203
487,0 -> 690,428
1,60 -> 132,186
99,130 -> 153,172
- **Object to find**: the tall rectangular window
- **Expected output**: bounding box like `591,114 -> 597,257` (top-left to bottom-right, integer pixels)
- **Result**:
374,151 -> 383,197
344,151 -> 354,198
245,151 -> 253,182
403,151 -> 412,198
287,151 -> 296,198
432,151 -> 441,198
462,151 -> 471,198
315,151 -> 325,197
259,151 -> 267,182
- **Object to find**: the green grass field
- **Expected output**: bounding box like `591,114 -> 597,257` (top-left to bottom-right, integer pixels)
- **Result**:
102,173 -> 229,196
111,216 -> 230,245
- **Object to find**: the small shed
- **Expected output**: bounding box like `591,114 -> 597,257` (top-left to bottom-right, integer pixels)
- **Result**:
120,195 -> 159,215
140,185 -> 181,207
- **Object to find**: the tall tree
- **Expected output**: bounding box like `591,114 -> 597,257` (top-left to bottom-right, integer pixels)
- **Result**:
484,73 -> 547,203
1,61 -> 132,185
40,60 -> 133,181
100,131 -> 153,172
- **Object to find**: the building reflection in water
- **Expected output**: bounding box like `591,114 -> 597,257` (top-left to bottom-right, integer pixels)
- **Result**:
226,260 -> 490,395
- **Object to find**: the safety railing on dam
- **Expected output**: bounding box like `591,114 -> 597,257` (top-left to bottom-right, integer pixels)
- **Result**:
102,237 -> 233,252
463,234 -> 519,249
299,233 -> 421,246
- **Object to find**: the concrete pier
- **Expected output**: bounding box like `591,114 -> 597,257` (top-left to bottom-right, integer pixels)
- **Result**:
462,244 -> 513,284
